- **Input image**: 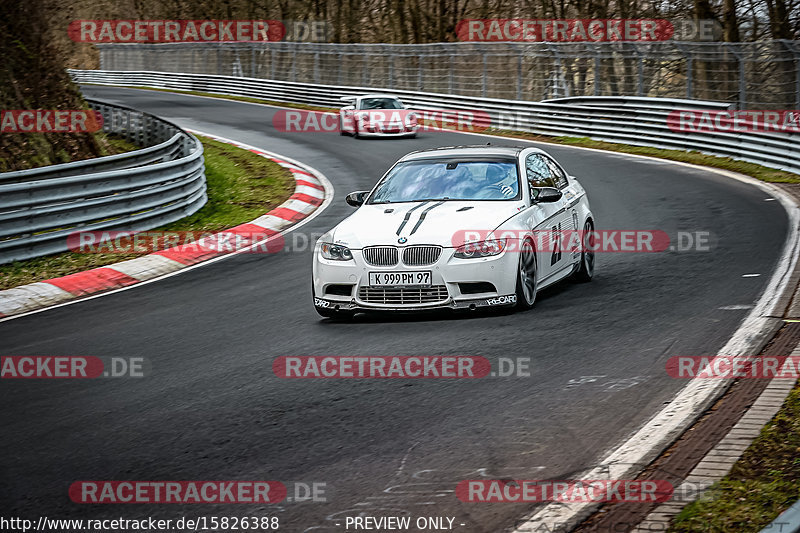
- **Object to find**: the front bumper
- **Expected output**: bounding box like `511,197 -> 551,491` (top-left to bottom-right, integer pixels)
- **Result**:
313,294 -> 517,313
312,245 -> 519,313
357,129 -> 417,138
356,122 -> 418,137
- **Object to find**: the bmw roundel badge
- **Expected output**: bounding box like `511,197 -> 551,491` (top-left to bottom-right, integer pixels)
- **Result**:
398,237 -> 407,244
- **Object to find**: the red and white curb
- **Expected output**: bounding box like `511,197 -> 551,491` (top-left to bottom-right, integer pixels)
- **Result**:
0,131 -> 333,320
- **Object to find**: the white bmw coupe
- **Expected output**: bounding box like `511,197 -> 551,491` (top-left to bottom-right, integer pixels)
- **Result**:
312,145 -> 594,319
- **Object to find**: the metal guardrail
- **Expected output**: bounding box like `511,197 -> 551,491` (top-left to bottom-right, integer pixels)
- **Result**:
0,99 -> 206,265
70,69 -> 799,176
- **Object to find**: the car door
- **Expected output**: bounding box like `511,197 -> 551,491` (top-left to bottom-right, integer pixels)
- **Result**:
523,152 -> 572,280
339,104 -> 356,134
541,154 -> 584,269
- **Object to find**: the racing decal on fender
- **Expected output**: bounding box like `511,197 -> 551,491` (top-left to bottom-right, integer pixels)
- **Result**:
313,298 -> 331,308
486,295 -> 517,306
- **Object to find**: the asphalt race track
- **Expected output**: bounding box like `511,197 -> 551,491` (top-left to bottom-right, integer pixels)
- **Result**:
0,86 -> 789,532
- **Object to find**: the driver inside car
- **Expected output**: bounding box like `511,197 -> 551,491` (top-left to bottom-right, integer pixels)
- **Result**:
468,164 -> 517,199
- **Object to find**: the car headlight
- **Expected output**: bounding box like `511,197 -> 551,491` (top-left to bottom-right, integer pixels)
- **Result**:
320,243 -> 353,261
454,239 -> 506,259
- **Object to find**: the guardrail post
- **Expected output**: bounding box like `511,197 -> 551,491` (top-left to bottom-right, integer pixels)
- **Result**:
796,46 -> 800,109
517,48 -> 523,100
593,51 -> 601,96
418,54 -> 424,91
388,50 -> 395,89
251,46 -> 256,78
738,51 -> 747,109
675,44 -> 694,100
291,48 -> 297,82
547,44 -> 565,99
314,51 -> 320,84
482,53 -> 488,97
448,54 -> 454,94
360,46 -> 367,87
787,41 -> 800,109
635,49 -> 644,96
728,46 -> 746,108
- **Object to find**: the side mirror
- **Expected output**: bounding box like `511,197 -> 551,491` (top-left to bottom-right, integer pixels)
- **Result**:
340,96 -> 356,103
531,186 -> 562,203
346,191 -> 369,207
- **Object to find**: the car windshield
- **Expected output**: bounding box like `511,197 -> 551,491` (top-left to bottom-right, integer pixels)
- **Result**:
359,98 -> 404,110
368,159 -> 520,203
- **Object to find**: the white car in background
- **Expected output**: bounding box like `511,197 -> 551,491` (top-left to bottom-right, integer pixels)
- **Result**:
312,145 -> 595,319
338,94 -> 418,138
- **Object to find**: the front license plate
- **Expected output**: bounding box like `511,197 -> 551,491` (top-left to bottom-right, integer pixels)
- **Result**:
369,271 -> 431,287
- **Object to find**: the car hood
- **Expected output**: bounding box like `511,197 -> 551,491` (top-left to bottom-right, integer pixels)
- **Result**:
329,201 -> 525,249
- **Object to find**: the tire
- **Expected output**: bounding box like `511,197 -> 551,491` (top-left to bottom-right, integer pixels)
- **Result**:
571,219 -> 595,282
515,239 -> 537,310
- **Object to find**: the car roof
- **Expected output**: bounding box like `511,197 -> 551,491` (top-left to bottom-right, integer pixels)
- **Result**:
399,145 -> 545,161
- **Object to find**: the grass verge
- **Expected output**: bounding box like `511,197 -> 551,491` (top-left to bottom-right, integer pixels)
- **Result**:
0,135 -> 295,290
668,382 -> 800,532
